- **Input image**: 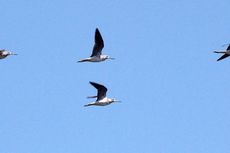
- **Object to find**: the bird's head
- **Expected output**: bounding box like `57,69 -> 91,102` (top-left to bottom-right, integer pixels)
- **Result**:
2,50 -> 17,56
1,50 -> 10,56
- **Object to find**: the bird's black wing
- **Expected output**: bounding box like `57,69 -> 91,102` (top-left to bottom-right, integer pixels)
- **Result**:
90,28 -> 104,57
226,44 -> 230,51
89,82 -> 107,101
217,54 -> 230,61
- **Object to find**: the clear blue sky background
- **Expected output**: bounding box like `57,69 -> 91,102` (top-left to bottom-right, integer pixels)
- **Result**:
0,0 -> 229,153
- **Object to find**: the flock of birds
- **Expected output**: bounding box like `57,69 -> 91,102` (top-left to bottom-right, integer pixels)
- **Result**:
1,28 -> 230,107
77,28 -> 120,107
1,28 -> 119,107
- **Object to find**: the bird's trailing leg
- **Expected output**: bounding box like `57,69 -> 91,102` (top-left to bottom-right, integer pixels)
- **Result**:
77,58 -> 91,62
84,104 -> 92,107
87,95 -> 97,98
214,51 -> 226,54
84,102 -> 96,107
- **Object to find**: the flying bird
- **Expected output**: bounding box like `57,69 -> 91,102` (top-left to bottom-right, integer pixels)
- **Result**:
214,44 -> 230,61
78,28 -> 115,62
0,49 -> 17,59
84,81 -> 120,107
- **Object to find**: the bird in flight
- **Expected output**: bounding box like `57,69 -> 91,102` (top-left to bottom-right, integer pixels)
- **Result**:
214,44 -> 230,61
84,81 -> 120,107
0,49 -> 17,59
78,28 -> 115,62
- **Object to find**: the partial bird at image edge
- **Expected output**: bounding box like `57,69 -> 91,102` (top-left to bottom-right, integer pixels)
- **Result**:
214,44 -> 230,61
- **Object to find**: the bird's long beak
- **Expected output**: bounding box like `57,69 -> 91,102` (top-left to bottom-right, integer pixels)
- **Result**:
109,57 -> 115,60
10,53 -> 18,55
114,100 -> 121,103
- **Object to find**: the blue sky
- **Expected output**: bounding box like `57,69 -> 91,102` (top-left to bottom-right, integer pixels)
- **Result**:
0,0 -> 230,153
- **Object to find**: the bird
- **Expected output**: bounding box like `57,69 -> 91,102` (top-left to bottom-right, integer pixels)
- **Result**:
214,44 -> 230,61
0,49 -> 17,59
84,81 -> 120,107
78,28 -> 115,62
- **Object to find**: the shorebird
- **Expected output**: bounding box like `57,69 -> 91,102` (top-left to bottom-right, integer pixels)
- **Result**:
78,28 -> 115,62
84,81 -> 120,107
214,44 -> 230,61
0,49 -> 17,59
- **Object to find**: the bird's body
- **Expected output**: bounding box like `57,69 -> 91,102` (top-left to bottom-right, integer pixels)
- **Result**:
214,44 -> 230,61
84,82 -> 120,107
84,97 -> 115,106
78,55 -> 110,62
0,50 -> 17,59
78,28 -> 114,63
